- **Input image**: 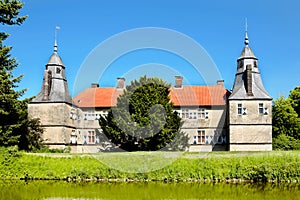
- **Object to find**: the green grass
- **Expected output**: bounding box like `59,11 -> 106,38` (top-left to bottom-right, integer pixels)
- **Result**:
0,148 -> 299,182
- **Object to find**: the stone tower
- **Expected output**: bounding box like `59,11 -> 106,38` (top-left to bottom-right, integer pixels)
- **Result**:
28,39 -> 78,150
228,32 -> 272,151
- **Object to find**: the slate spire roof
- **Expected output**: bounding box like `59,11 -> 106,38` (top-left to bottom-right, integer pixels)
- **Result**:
32,39 -> 73,104
238,32 -> 257,61
229,32 -> 272,100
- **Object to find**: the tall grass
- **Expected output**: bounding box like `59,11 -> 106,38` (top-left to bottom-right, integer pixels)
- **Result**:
0,148 -> 299,182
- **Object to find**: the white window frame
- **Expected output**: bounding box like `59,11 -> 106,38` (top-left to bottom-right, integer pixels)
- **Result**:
181,108 -> 189,119
87,130 -> 96,144
238,104 -> 247,115
259,103 -> 269,115
194,130 -> 205,145
197,108 -> 207,119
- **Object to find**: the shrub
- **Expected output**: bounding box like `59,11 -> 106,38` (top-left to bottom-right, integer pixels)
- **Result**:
273,134 -> 300,150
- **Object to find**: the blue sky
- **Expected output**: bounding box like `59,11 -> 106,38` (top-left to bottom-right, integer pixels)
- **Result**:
3,0 -> 300,99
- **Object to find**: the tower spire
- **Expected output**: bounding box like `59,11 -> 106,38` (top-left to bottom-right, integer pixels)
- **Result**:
244,18 -> 249,45
54,26 -> 60,53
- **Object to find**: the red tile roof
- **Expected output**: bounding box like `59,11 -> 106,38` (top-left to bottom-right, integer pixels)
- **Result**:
74,85 -> 230,108
73,88 -> 123,108
170,85 -> 230,106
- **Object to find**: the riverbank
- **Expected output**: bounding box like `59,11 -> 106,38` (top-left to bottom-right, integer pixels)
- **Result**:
0,149 -> 299,182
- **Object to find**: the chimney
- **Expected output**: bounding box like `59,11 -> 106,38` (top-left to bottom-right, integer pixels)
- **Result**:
91,83 -> 99,88
175,76 -> 183,88
116,78 -> 125,89
42,70 -> 52,101
217,80 -> 224,86
246,65 -> 253,96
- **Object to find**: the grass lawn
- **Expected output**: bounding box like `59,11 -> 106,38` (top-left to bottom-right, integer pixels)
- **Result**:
1,149 -> 299,182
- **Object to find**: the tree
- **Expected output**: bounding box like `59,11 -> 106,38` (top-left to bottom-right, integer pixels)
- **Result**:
289,86 -> 300,117
272,96 -> 299,140
0,0 -> 43,151
99,76 -> 188,151
273,134 -> 300,150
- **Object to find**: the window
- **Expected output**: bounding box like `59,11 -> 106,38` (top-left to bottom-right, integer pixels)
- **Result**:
84,111 -> 96,120
182,109 -> 189,119
238,60 -> 244,68
56,67 -> 61,74
197,108 -> 208,119
254,61 -> 258,68
259,103 -> 264,114
88,131 -> 95,144
70,130 -> 77,144
238,104 -> 242,115
193,130 -> 205,145
238,104 -> 247,115
189,112 -> 197,119
259,103 -> 269,115
197,130 -> 205,144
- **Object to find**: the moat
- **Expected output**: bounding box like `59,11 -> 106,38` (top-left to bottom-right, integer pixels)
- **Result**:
0,180 -> 299,200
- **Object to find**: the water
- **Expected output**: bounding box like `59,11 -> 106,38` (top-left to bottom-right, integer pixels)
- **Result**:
0,180 -> 299,200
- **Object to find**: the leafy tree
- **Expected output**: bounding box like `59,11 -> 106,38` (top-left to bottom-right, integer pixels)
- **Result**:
99,76 -> 188,151
273,134 -> 300,150
272,96 -> 299,140
289,86 -> 300,117
0,0 -> 43,151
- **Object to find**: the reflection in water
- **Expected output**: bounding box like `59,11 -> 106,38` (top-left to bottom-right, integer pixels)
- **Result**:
0,180 -> 299,200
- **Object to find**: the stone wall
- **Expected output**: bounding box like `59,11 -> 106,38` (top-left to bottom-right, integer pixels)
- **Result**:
229,100 -> 272,151
28,103 -> 78,127
176,106 -> 228,151
28,102 -> 78,149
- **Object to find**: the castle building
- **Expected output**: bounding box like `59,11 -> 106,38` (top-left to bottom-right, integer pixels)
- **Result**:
28,32 -> 272,152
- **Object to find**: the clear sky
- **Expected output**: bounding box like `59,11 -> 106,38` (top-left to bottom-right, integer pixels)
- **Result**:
3,0 -> 300,99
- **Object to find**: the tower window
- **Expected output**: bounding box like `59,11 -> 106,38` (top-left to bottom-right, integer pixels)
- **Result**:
238,104 -> 242,115
56,67 -> 61,74
259,103 -> 269,115
238,104 -> 247,115
254,61 -> 258,68
259,103 -> 264,114
238,60 -> 244,68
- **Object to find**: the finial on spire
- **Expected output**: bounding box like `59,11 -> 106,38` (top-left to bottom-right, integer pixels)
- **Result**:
54,26 -> 60,52
244,18 -> 249,45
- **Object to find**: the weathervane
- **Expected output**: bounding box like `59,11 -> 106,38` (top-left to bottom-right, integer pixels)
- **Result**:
54,26 -> 60,52
244,18 -> 249,45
